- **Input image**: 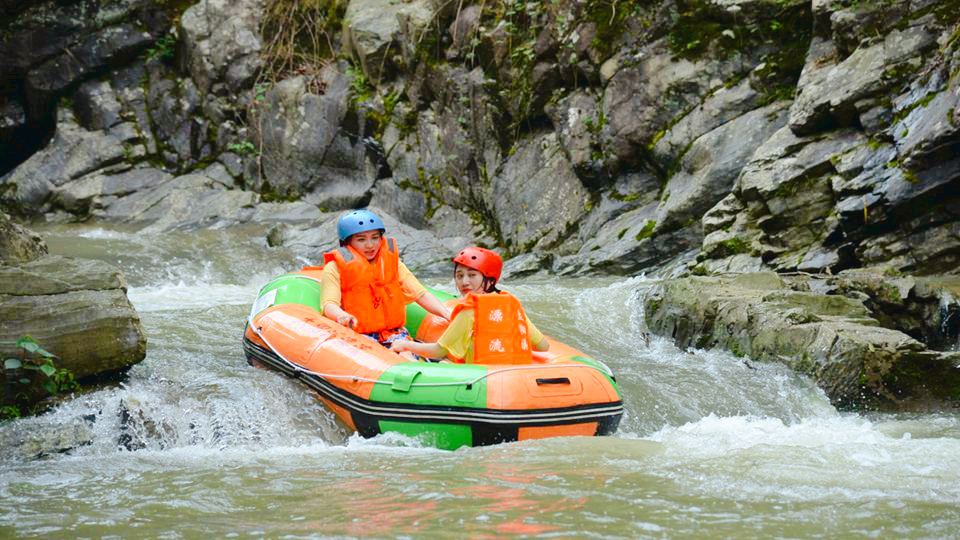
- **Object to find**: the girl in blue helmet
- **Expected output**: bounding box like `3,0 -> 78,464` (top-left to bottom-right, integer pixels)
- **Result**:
320,209 -> 451,348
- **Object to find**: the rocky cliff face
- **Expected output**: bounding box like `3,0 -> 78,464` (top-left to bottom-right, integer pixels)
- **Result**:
698,0 -> 960,277
3,0 -> 956,279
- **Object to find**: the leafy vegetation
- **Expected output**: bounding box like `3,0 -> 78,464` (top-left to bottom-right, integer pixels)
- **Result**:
2,336 -> 79,420
717,236 -> 752,255
228,141 -> 257,156
145,34 -> 177,62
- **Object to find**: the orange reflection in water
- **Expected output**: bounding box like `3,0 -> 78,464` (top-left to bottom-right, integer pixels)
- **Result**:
328,475 -> 437,536
452,462 -> 588,537
304,454 -> 592,536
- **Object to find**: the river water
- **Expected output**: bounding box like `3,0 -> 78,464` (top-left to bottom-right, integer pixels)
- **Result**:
2,225 -> 959,538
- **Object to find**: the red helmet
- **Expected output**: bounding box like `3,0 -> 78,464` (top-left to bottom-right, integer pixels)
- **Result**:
452,247 -> 503,281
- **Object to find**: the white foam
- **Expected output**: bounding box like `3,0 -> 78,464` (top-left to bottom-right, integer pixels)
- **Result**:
127,272 -> 284,312
76,228 -> 137,240
128,282 -> 259,312
643,413 -> 960,503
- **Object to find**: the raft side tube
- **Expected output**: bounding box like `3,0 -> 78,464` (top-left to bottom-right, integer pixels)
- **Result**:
251,272 -> 323,317
371,362 -> 489,408
405,286 -> 457,338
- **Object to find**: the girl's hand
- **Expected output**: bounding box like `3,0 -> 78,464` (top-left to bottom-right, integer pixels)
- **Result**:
390,340 -> 411,353
336,313 -> 358,329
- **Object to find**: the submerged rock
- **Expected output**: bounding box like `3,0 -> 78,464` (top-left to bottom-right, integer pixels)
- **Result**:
0,415 -> 95,460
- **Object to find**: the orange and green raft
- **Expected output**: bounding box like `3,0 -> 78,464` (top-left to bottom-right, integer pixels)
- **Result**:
243,267 -> 623,450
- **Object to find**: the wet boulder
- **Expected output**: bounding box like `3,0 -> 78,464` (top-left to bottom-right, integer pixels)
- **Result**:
252,67 -> 376,207
100,169 -> 258,232
0,110 -> 129,213
0,415 -> 95,459
644,272 -> 960,410
0,254 -> 147,408
179,0 -> 265,95
51,167 -> 174,218
492,131 -> 589,252
251,201 -> 324,227
0,212 -> 47,265
824,269 -> 960,351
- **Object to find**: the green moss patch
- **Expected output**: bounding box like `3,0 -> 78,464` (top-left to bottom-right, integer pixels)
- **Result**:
635,220 -> 656,241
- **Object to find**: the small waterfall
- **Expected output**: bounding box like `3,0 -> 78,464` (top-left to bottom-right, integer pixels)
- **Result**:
938,291 -> 960,351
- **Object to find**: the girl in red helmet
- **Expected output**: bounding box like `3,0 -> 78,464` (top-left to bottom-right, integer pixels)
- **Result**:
391,247 -> 549,363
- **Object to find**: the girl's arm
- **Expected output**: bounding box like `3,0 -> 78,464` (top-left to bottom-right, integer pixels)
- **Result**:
322,302 -> 358,329
391,339 -> 448,359
526,318 -> 550,351
415,291 -> 452,320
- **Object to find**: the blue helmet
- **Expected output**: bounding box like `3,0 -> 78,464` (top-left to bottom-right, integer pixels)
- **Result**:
337,209 -> 386,242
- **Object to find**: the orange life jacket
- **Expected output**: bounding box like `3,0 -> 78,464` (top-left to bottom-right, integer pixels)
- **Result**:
322,237 -> 406,334
449,291 -> 534,365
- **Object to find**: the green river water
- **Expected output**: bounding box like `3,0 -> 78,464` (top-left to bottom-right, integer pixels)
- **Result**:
2,224 -> 959,538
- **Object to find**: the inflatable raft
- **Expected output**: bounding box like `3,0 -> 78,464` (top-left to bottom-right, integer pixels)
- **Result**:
242,268 -> 623,450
